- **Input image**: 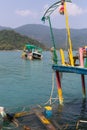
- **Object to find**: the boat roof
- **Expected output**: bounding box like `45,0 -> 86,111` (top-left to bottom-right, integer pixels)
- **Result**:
25,44 -> 42,51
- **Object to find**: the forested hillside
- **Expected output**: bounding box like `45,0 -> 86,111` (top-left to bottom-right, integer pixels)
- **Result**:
0,30 -> 45,50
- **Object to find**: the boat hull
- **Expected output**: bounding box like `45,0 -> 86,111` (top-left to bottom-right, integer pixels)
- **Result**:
22,52 -> 42,60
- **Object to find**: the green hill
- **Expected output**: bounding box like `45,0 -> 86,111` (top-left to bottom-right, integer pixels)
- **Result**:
0,30 -> 45,50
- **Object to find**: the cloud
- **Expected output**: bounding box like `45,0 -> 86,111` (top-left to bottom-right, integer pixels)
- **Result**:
66,3 -> 87,16
15,9 -> 37,17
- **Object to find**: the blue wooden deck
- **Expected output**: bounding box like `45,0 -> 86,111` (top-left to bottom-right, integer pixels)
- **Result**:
52,65 -> 87,75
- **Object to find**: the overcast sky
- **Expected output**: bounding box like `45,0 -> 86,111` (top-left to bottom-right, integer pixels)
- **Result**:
0,0 -> 87,29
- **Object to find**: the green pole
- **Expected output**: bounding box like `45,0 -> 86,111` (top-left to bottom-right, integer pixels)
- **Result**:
85,57 -> 87,68
48,16 -> 58,64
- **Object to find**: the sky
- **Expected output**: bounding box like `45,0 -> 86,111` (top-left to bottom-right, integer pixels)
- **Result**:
0,0 -> 87,29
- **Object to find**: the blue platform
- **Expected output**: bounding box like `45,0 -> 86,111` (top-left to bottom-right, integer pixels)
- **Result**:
52,65 -> 87,75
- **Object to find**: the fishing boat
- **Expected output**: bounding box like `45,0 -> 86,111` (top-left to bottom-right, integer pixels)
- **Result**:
22,44 -> 43,60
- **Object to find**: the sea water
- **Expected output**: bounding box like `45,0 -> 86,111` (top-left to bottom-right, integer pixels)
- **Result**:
0,51 -> 87,129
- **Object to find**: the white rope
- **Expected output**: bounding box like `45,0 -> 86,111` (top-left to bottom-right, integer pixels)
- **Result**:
44,70 -> 59,105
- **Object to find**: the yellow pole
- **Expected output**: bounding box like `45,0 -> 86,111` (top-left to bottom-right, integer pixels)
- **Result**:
64,2 -> 74,66
60,49 -> 65,65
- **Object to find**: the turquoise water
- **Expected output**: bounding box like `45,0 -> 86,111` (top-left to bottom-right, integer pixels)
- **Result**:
0,51 -> 87,129
0,51 -> 53,108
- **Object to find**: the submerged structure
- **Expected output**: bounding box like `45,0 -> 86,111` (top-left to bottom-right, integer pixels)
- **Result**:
41,0 -> 87,105
22,44 -> 43,60
0,1 -> 87,130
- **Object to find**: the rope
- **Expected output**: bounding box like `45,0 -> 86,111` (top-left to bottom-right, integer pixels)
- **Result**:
44,70 -> 58,105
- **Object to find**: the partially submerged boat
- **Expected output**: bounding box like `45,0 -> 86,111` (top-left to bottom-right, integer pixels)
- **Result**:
41,0 -> 87,105
22,44 -> 43,60
41,0 -> 87,129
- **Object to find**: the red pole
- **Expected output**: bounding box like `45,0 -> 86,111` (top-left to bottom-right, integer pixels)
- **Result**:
81,74 -> 86,98
56,71 -> 63,105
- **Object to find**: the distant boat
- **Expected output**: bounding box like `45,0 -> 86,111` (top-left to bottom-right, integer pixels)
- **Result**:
22,44 -> 43,60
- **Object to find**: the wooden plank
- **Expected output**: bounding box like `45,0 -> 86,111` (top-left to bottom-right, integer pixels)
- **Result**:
14,111 -> 34,118
34,109 -> 56,130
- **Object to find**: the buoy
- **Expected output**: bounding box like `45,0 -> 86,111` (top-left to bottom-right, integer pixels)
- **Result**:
44,106 -> 52,118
